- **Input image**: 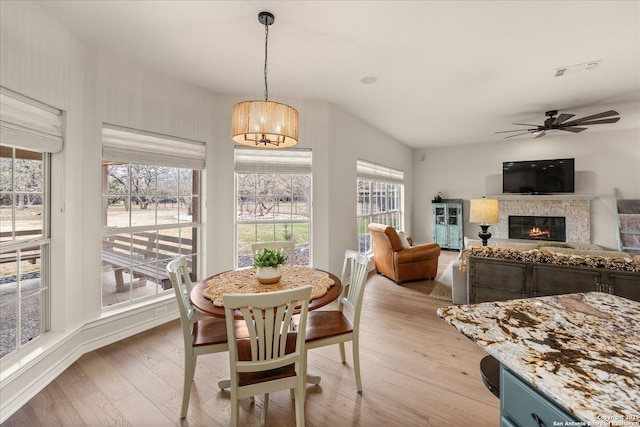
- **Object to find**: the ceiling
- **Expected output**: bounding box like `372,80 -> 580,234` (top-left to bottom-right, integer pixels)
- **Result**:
35,1 -> 640,148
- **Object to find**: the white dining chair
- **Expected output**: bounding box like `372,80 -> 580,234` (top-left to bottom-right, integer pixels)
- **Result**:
223,285 -> 312,427
304,249 -> 369,393
251,241 -> 296,266
166,257 -> 229,419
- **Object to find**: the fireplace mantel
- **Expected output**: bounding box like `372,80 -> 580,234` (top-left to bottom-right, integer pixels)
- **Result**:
488,194 -> 597,201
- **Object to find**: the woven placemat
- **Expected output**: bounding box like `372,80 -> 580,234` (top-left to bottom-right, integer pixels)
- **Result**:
203,266 -> 335,307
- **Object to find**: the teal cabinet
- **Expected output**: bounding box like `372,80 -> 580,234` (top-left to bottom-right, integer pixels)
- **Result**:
432,199 -> 463,250
501,366 -> 580,427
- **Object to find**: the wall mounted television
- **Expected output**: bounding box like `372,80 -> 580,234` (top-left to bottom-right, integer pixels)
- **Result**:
503,158 -> 575,194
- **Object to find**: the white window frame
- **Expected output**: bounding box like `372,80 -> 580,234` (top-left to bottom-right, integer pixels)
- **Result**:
356,159 -> 404,254
0,87 -> 60,359
101,124 -> 204,309
234,147 -> 312,268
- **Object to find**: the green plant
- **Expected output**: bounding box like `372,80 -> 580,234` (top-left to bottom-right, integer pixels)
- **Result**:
253,248 -> 286,268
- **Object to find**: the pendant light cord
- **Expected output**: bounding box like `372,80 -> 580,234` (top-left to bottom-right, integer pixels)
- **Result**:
264,22 -> 269,101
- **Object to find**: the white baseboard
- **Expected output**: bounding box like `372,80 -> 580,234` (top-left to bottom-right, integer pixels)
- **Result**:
0,297 -> 179,423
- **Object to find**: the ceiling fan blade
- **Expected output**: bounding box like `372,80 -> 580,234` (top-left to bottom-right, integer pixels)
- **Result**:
564,117 -> 620,126
559,127 -> 587,133
504,132 -> 535,139
512,123 -> 540,127
568,110 -> 619,123
552,113 -> 575,125
495,129 -> 537,134
534,131 -> 546,139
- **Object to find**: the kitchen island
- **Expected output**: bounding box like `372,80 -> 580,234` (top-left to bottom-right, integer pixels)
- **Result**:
437,292 -> 640,426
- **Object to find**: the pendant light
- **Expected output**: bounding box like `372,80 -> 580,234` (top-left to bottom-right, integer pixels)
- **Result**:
232,12 -> 298,148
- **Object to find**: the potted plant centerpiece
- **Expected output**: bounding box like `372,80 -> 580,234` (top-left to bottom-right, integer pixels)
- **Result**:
253,247 -> 286,284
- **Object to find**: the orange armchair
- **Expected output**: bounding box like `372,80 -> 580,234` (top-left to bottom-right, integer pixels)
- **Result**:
367,223 -> 441,284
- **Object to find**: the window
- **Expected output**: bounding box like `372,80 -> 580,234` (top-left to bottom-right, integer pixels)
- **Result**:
235,147 -> 312,268
0,88 -> 62,359
356,159 -> 404,254
101,124 -> 204,308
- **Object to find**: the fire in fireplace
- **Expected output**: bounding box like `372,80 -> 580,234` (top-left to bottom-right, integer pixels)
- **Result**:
509,215 -> 566,242
527,227 -> 550,239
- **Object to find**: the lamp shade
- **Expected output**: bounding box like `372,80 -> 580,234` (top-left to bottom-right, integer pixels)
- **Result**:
469,198 -> 499,224
232,100 -> 298,148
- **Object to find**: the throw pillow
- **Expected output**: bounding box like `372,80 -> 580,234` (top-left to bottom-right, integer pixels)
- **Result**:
398,231 -> 411,249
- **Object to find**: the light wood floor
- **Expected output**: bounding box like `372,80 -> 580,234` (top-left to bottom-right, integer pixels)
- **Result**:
4,250 -> 500,426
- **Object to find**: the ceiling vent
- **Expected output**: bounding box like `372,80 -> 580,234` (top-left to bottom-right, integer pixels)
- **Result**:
554,60 -> 602,77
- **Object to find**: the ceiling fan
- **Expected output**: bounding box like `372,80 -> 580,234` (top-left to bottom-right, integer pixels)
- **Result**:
496,109 -> 620,139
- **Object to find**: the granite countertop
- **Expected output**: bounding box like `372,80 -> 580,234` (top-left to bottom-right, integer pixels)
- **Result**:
437,292 -> 640,425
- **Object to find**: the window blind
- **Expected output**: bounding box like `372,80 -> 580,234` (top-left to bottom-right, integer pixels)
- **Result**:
102,123 -> 205,169
357,159 -> 404,184
234,146 -> 312,174
0,87 -> 63,153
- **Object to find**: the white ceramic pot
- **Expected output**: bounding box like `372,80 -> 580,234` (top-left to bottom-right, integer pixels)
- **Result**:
255,265 -> 283,284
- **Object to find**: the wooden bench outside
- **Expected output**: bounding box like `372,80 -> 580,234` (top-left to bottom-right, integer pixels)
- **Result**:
102,232 -> 195,292
0,252 -> 40,265
0,230 -> 44,265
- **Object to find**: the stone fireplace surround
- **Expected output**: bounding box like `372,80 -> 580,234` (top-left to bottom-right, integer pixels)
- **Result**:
490,195 -> 593,244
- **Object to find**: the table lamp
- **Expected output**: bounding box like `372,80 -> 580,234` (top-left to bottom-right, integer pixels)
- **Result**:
469,198 -> 499,246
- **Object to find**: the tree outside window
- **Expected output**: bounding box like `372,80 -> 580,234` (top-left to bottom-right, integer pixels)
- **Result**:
236,173 -> 311,268
101,162 -> 200,308
0,147 -> 49,359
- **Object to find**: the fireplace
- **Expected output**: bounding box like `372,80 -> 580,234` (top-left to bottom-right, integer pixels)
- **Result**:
492,198 -> 592,244
508,215 -> 566,242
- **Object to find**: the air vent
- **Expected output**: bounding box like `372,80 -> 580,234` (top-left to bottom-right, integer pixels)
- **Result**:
583,61 -> 601,71
554,60 -> 602,77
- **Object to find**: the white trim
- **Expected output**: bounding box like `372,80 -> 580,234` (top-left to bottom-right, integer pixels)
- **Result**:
489,194 -> 597,201
0,296 -> 179,423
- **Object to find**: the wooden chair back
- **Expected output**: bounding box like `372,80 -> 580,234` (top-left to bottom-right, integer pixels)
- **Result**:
223,285 -> 312,426
167,257 -> 197,342
339,250 -> 370,327
167,256 -> 229,418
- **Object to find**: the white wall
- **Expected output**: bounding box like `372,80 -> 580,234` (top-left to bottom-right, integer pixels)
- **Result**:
0,1 -> 412,420
1,0 -> 88,418
327,106 -> 414,273
413,127 -> 640,250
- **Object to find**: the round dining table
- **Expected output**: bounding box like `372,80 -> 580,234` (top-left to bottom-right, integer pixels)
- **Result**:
190,266 -> 342,388
190,266 -> 342,319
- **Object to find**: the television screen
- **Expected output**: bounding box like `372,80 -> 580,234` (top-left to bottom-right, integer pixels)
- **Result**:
503,158 -> 575,194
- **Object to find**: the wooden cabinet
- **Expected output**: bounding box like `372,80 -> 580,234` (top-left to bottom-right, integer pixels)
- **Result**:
501,366 -> 580,427
532,265 -> 601,297
470,257 -> 526,302
432,199 -> 463,250
609,272 -> 640,301
468,256 -> 640,304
